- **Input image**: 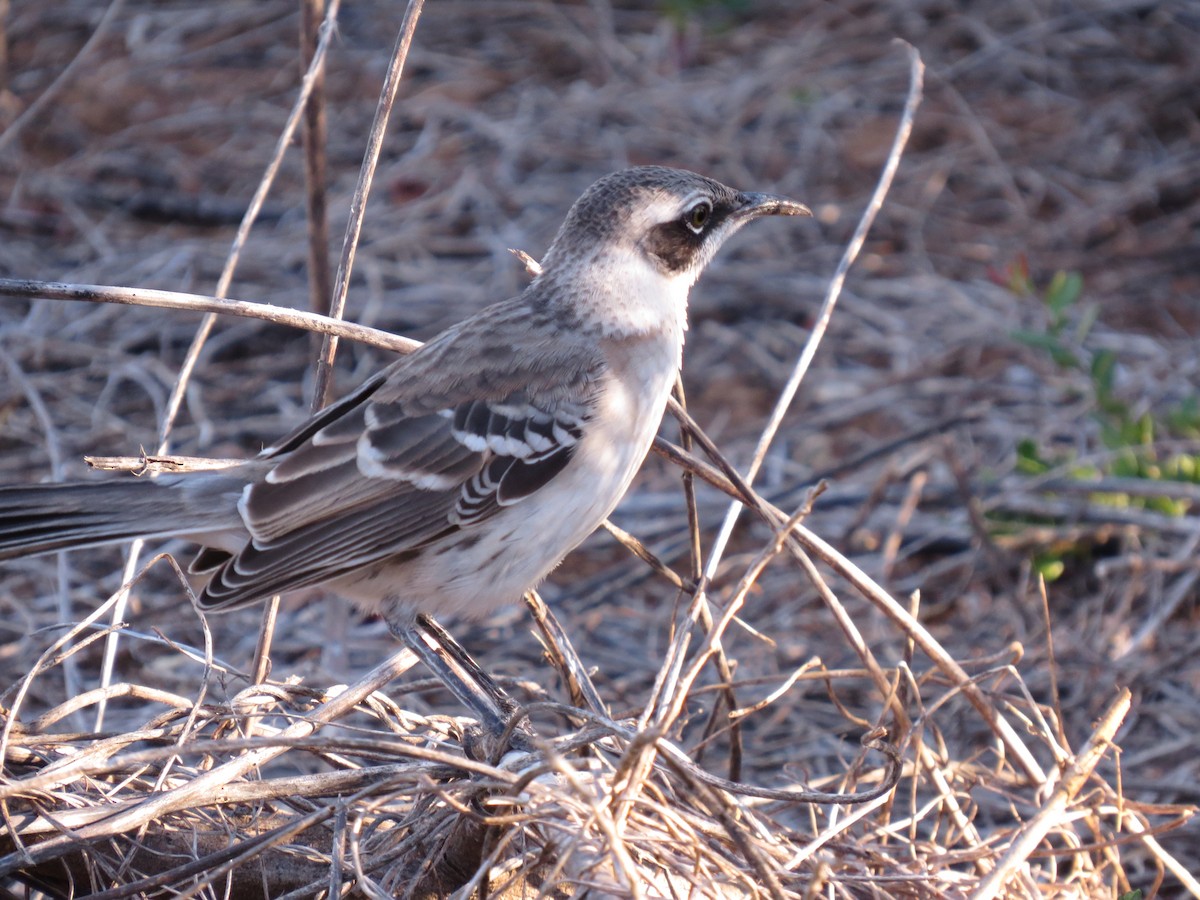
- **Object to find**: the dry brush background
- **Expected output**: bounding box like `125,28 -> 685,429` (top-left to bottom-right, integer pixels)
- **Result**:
0,1 -> 1197,897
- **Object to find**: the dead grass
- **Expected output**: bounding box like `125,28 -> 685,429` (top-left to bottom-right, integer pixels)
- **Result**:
0,0 -> 1197,896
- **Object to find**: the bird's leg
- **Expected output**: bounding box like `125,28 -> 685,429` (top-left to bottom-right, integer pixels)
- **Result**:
389,613 -> 532,755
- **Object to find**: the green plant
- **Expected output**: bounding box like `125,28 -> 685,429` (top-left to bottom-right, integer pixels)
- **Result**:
660,0 -> 751,28
990,257 -> 1200,577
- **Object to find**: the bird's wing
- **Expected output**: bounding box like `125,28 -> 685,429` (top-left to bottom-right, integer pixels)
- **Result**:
196,299 -> 603,610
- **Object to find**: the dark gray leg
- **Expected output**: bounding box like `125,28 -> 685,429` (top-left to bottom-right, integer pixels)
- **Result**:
389,614 -> 531,753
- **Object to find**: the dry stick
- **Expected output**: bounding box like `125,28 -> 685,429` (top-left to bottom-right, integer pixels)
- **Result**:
653,425 -> 1046,783
1037,576 -> 1070,754
896,600 -> 989,875
672,379 -> 745,785
97,541 -> 152,731
0,585 -> 139,859
0,0 -> 125,156
708,45 -> 924,602
118,804 -> 341,900
658,768 -> 789,900
0,646 -> 427,878
1117,529 -> 1200,659
538,750 -> 647,900
1110,812 -> 1200,898
0,280 -> 418,356
4,734 -> 485,816
300,0 -> 333,321
666,400 -> 905,724
650,505 -> 808,741
160,0 -> 341,450
969,689 -> 1132,900
600,521 -> 692,593
249,0 -> 338,693
312,0 -> 424,410
647,45 -> 925,740
249,596 -> 281,690
523,590 -> 609,716
785,790 -> 894,870
29,683 -> 194,731
327,805 -> 347,900
675,376 -> 707,602
880,469 -> 927,582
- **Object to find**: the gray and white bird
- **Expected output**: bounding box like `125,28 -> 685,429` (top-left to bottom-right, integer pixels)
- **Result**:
0,167 -> 809,632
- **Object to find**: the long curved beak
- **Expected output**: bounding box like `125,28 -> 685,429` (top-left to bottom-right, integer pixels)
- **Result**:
733,191 -> 812,220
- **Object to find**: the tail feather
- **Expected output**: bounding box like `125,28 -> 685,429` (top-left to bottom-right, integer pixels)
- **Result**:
0,477 -> 246,561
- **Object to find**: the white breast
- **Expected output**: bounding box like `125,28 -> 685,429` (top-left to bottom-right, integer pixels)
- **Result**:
345,328 -> 684,622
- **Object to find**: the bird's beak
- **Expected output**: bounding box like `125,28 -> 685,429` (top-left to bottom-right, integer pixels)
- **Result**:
732,192 -> 812,220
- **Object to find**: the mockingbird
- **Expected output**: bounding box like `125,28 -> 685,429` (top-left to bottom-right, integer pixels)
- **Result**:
0,166 -> 809,725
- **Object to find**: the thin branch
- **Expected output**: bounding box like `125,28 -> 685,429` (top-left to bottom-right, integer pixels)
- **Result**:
300,0 -> 332,323
970,689 -> 1131,900
0,279 -> 419,355
702,42 -> 925,585
312,0 -> 425,409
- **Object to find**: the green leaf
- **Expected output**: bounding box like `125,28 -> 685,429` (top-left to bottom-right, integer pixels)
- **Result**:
1045,270 -> 1083,318
1146,496 -> 1188,517
1090,349 -> 1117,401
1165,395 -> 1200,438
1089,491 -> 1131,509
1109,449 -> 1141,478
1163,453 -> 1200,483
1033,553 -> 1065,582
1049,345 -> 1080,369
1016,439 -> 1049,474
1074,300 -> 1099,344
1011,329 -> 1079,369
1135,411 -> 1155,445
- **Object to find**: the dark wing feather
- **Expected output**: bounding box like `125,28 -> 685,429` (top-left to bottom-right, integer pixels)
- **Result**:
196,296 -> 605,610
199,490 -> 460,608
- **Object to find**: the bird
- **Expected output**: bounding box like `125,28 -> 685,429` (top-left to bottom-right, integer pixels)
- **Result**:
0,167 -> 810,683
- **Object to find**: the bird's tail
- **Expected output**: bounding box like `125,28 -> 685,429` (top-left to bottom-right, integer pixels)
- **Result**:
0,476 -> 247,561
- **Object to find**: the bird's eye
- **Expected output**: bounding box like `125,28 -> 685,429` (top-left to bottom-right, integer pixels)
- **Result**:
684,201 -> 711,234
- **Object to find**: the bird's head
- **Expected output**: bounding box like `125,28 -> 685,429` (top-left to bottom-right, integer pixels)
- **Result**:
543,166 -> 811,282
536,166 -> 810,339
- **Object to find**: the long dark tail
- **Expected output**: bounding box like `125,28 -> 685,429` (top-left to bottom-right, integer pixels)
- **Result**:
0,477 -> 246,561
